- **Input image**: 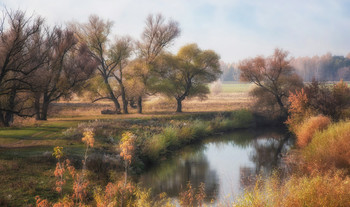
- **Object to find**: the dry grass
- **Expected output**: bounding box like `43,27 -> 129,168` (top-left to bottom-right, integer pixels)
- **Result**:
295,115 -> 331,148
234,171 -> 350,207
301,121 -> 350,172
50,92 -> 251,118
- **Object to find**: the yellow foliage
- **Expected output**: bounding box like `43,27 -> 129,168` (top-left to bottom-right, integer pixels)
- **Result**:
82,129 -> 95,148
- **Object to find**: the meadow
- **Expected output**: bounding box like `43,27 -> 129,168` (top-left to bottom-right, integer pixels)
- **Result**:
2,80 -> 349,207
0,82 -> 254,206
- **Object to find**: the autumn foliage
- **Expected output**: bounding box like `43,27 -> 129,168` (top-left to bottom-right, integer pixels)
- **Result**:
295,115 -> 331,148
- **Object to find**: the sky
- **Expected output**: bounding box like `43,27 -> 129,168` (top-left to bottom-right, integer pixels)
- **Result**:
1,0 -> 350,62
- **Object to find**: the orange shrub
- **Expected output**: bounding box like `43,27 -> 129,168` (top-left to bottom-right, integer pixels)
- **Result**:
296,115 -> 331,148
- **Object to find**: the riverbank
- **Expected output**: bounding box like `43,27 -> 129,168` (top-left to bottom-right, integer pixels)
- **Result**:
1,109 -> 273,206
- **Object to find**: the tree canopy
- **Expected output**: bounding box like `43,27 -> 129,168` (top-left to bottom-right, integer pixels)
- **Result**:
239,48 -> 303,118
154,43 -> 221,112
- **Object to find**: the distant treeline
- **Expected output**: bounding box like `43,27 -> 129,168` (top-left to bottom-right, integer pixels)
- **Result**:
219,62 -> 240,81
220,53 -> 350,82
291,54 -> 350,82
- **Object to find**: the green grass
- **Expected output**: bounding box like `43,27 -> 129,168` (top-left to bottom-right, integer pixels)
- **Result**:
0,109 -> 256,206
221,81 -> 254,93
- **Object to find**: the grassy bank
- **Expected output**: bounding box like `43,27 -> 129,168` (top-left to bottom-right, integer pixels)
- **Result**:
0,109 -> 257,206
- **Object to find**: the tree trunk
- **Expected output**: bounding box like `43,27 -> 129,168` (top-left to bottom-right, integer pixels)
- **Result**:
34,93 -> 41,120
275,95 -> 288,117
111,97 -> 121,114
0,113 -> 10,127
40,101 -> 50,121
176,98 -> 183,113
137,96 -> 142,114
104,78 -> 121,113
121,87 -> 128,114
5,111 -> 13,126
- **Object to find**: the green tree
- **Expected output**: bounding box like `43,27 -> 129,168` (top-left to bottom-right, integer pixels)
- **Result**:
154,43 -> 221,112
134,14 -> 180,113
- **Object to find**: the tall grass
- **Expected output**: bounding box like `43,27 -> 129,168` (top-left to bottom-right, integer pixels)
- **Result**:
234,171 -> 350,207
301,121 -> 350,172
295,115 -> 331,148
143,109 -> 254,162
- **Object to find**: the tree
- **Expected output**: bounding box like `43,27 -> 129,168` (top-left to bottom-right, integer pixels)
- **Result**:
154,43 -> 221,112
110,36 -> 133,114
239,48 -> 303,118
31,27 -> 96,120
135,14 -> 180,113
0,9 -> 47,126
74,15 -> 131,113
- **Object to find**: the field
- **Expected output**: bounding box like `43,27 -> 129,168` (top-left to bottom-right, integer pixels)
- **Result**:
0,82 -> 253,206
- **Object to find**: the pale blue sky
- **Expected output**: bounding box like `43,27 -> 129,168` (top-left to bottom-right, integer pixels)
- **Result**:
1,0 -> 350,62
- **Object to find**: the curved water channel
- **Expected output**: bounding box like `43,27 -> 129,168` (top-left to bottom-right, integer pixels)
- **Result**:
138,127 -> 293,205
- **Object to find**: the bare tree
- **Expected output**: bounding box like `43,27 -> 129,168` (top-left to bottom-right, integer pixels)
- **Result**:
73,15 -> 125,113
0,9 -> 47,126
31,27 -> 96,120
135,14 -> 180,113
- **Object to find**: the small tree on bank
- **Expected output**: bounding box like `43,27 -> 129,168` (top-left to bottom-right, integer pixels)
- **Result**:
154,43 -> 221,112
239,48 -> 303,118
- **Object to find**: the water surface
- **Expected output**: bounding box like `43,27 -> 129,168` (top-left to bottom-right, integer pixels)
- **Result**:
139,128 -> 292,205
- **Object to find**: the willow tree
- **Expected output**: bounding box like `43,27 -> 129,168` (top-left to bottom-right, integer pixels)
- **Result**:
239,48 -> 303,118
154,44 -> 221,112
73,15 -> 133,113
135,14 -> 180,113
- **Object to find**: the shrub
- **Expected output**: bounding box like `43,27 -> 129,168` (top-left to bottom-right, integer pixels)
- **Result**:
177,126 -> 195,143
295,115 -> 331,148
144,127 -> 179,160
191,120 -> 211,138
230,109 -> 254,128
301,121 -> 350,172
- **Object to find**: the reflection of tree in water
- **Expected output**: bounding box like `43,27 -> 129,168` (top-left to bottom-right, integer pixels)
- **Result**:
138,128 -> 292,203
240,130 -> 292,190
139,144 -> 219,201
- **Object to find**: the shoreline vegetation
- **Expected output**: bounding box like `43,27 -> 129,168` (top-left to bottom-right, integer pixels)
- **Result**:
1,98 -> 350,206
0,108 -> 269,206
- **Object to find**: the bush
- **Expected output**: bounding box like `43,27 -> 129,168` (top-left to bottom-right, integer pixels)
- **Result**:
230,109 -> 254,128
191,120 -> 211,138
295,115 -> 331,148
301,121 -> 350,172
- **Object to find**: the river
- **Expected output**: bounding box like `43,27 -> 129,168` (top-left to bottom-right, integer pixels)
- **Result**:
138,127 -> 293,205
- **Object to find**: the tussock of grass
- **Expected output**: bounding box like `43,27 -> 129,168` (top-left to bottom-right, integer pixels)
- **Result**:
301,121 -> 350,172
295,115 -> 331,148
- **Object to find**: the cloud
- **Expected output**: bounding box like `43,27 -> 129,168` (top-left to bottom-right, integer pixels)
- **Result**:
2,0 -> 350,62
